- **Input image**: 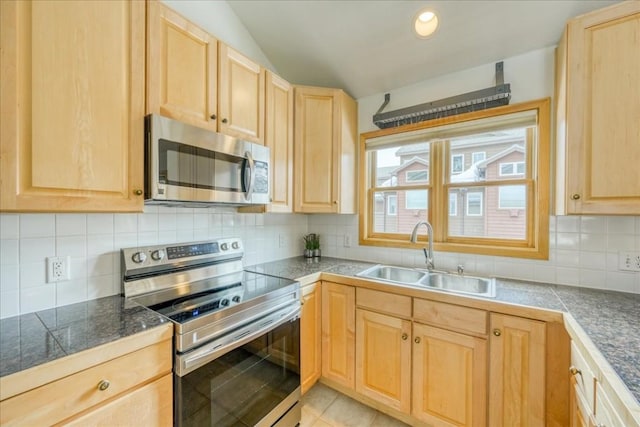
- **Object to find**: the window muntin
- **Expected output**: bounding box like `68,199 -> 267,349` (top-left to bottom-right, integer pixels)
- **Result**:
451,154 -> 464,174
360,99 -> 550,259
387,195 -> 397,215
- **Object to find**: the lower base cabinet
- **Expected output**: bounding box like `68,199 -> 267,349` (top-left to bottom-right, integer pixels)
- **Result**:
321,282 -> 355,389
412,323 -> 487,426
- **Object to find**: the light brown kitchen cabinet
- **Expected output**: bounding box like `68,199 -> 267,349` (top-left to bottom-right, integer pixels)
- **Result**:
321,281 -> 355,389
147,1 -> 265,145
146,0 -> 218,132
218,43 -> 265,145
0,325 -> 173,426
294,86 -> 357,213
301,282 -> 322,394
355,308 -> 411,413
489,313 -> 546,426
0,0 -> 145,212
555,1 -> 640,215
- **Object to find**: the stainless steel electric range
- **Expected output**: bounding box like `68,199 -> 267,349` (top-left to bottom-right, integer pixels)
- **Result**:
121,238 -> 301,427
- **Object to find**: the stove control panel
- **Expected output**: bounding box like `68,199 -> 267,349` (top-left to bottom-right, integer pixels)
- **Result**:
121,238 -> 244,278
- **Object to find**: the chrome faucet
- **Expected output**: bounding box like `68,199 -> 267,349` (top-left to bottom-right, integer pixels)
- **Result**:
410,221 -> 435,271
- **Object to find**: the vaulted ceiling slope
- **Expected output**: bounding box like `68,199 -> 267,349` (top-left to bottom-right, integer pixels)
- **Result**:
227,0 -> 619,99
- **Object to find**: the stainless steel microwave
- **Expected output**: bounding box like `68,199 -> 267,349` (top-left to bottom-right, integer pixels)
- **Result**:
144,114 -> 269,206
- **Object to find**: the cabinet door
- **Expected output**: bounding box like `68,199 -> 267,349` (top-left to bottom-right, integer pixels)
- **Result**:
146,0 -> 218,131
301,282 -> 321,394
321,282 -> 355,389
294,86 -> 340,213
355,309 -> 411,413
564,2 -> 640,214
61,374 -> 173,427
489,313 -> 546,426
218,44 -> 265,144
265,71 -> 294,213
0,0 -> 145,212
412,323 -> 487,426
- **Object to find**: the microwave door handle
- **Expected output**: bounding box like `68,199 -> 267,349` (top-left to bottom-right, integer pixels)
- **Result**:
243,151 -> 256,200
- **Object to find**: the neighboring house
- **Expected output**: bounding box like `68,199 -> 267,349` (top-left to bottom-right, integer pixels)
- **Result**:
375,129 -> 527,239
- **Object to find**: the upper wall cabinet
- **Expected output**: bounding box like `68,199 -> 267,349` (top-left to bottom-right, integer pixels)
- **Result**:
294,86 -> 357,213
555,1 -> 640,215
146,0 -> 218,132
0,0 -> 145,212
147,1 -> 265,145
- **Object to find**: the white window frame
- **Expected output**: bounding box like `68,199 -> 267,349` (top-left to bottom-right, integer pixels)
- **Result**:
498,186 -> 526,209
405,169 -> 428,183
406,189 -> 428,210
451,154 -> 464,174
466,192 -> 483,216
449,193 -> 457,216
387,195 -> 397,215
499,161 -> 525,176
472,151 -> 486,164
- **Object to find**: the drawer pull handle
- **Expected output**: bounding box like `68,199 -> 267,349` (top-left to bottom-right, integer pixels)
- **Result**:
571,193 -> 581,200
569,366 -> 582,376
210,114 -> 216,120
414,337 -> 421,344
97,380 -> 110,391
401,333 -> 408,341
493,328 -> 502,337
222,118 -> 228,124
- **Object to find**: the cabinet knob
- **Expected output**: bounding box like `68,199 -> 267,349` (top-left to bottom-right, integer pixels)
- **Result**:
333,200 -> 338,204
221,118 -> 228,124
210,114 -> 216,120
414,337 -> 421,344
133,189 -> 143,196
571,193 -> 581,200
97,379 -> 110,391
401,333 -> 408,341
493,328 -> 502,337
569,366 -> 582,376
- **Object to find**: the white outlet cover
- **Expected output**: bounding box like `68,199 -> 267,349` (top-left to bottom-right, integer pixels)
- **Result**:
47,256 -> 71,282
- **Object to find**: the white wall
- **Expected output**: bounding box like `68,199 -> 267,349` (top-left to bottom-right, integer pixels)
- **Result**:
0,209 -> 308,319
160,0 -> 277,71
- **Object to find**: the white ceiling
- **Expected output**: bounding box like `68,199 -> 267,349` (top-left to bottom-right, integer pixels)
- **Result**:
227,0 -> 618,99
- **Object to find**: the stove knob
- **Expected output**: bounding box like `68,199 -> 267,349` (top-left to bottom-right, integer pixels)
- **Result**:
220,298 -> 230,307
221,243 -> 229,251
232,295 -> 241,303
131,252 -> 147,264
231,241 -> 240,250
151,249 -> 165,261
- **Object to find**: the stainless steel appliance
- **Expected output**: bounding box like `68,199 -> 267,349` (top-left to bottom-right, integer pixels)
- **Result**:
144,114 -> 270,206
121,238 -> 301,427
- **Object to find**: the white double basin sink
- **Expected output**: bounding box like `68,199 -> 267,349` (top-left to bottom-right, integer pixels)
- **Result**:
356,264 -> 496,298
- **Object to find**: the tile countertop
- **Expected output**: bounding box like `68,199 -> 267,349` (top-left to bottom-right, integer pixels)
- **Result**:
245,256 -> 640,404
0,296 -> 169,378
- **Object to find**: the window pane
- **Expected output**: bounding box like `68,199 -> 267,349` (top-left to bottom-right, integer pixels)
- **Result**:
449,128 -> 529,183
499,185 -> 526,209
373,190 -> 428,233
449,187 -> 526,239
373,143 -> 430,187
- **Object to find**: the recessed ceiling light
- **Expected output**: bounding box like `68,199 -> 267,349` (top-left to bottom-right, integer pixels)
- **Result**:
414,8 -> 439,38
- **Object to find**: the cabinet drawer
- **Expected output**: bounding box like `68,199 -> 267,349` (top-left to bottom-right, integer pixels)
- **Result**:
570,340 -> 596,411
356,288 -> 411,318
595,382 -> 626,427
413,299 -> 487,336
0,340 -> 171,426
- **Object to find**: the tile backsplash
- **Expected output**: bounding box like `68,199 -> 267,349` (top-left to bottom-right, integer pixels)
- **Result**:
0,207 -> 308,319
1,210 -> 639,319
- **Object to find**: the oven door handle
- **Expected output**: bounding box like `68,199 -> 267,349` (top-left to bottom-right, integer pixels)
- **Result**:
176,304 -> 300,376
242,151 -> 256,201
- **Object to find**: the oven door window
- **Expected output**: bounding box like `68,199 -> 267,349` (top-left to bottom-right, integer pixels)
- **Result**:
176,319 -> 300,427
159,139 -> 245,192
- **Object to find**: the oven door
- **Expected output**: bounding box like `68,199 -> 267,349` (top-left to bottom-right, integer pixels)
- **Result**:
175,314 -> 300,427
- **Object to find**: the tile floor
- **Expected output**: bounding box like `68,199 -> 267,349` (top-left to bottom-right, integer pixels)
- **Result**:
300,383 -> 410,427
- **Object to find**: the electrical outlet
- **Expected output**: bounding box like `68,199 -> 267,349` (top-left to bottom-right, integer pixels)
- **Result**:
618,252 -> 640,272
344,235 -> 352,247
47,256 -> 70,283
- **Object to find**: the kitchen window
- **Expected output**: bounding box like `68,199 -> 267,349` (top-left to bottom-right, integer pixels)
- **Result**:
359,98 -> 550,259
